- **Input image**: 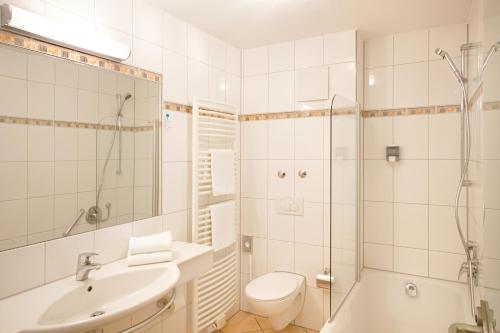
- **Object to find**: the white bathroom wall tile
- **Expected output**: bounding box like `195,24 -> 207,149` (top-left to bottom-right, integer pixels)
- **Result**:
0,162 -> 27,201
394,203 -> 428,249
429,113 -> 461,159
324,30 -> 356,65
54,128 -> 77,161
294,66 -> 329,102
394,160 -> 428,204
364,67 -> 393,110
294,202 -> 323,246
363,201 -> 393,245
45,231 -> 94,282
209,37 -> 226,70
294,117 -> 323,159
429,160 -> 463,206
95,0 -> 133,33
28,54 -> 55,84
364,242 -> 393,271
0,243 -> 45,299
363,116 -> 393,159
187,59 -> 209,103
429,205 -> 466,254
267,160 -> 294,199
429,251 -> 466,282
242,121 -> 268,159
226,45 -> 241,76
242,198 -> 267,238
162,111 -> 190,162
243,47 -> 268,76
394,62 -> 429,108
295,36 -> 324,69
77,90 -> 98,124
55,60 -> 78,88
295,286 -> 324,330
226,74 -> 241,109
163,210 -> 188,242
269,71 -> 294,112
163,49 -> 188,105
429,58 -> 462,105
0,76 -> 27,117
394,247 -> 428,277
53,193 -> 76,229
77,160 -> 96,192
267,239 -> 294,272
429,24 -> 467,59
394,29 -> 428,64
4,0 -> 45,15
483,110 -> 500,159
268,119 -> 294,159
163,162 -> 188,214
365,36 -> 393,68
269,42 -> 294,73
483,160 -> 500,210
242,237 -> 268,277
484,209 -> 500,259
133,0 -> 162,46
243,74 -> 268,114
55,86 -> 77,122
364,160 -> 393,202
133,38 -> 162,73
295,243 -> 323,287
268,200 -> 294,242
393,115 -> 429,159
95,223 -> 133,264
483,259 -> 500,290
0,45 -> 27,79
27,82 -> 54,120
162,12 -> 187,55
28,162 -> 54,197
0,123 -> 27,162
209,67 -> 226,103
329,62 -> 356,106
0,199 -> 27,240
242,160 -> 267,199
294,160 -> 323,203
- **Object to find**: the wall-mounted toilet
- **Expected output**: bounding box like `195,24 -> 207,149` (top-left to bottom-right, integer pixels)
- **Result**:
245,272 -> 306,330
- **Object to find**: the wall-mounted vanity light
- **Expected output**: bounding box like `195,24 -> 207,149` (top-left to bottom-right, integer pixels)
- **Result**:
0,4 -> 131,62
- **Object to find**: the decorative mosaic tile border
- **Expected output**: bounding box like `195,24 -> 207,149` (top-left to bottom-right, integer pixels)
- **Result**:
163,101 -> 192,113
239,107 -> 356,121
0,115 -> 153,132
0,30 -> 162,83
361,105 -> 461,118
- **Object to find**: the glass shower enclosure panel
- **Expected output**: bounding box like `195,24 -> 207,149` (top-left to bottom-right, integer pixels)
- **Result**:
327,96 -> 360,319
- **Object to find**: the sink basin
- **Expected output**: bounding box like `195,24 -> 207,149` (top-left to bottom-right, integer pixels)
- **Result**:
9,262 -> 180,333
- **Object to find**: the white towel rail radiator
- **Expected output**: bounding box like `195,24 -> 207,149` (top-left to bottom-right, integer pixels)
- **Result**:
191,99 -> 239,332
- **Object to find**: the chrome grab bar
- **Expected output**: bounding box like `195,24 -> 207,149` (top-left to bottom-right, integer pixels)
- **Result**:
119,289 -> 176,333
62,209 -> 85,237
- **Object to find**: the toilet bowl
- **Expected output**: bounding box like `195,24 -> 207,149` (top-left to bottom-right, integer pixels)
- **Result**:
245,272 -> 306,330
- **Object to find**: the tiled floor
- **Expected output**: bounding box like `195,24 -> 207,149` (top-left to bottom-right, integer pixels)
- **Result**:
217,311 -> 319,333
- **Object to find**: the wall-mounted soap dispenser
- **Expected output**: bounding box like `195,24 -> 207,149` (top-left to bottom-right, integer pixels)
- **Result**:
386,145 -> 400,163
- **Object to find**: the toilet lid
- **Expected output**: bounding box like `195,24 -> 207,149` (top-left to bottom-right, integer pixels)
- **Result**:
246,272 -> 298,301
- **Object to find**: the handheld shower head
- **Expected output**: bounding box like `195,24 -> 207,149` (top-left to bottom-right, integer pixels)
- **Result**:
117,93 -> 132,116
123,93 -> 132,101
482,41 -> 500,74
435,48 -> 464,84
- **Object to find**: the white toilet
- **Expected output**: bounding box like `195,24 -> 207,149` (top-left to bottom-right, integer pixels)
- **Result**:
245,272 -> 306,331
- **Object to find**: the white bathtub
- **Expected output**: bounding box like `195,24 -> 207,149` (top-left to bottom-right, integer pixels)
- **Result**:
321,269 -> 474,333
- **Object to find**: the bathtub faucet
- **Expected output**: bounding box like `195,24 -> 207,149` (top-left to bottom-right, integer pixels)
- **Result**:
449,300 -> 498,333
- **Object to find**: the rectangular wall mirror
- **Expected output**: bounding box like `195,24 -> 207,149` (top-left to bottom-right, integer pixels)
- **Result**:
0,43 -> 161,251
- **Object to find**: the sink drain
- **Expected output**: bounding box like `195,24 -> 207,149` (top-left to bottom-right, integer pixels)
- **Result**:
90,310 -> 105,318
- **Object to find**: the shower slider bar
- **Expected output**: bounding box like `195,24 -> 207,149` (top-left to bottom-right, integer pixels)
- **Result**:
62,209 -> 85,237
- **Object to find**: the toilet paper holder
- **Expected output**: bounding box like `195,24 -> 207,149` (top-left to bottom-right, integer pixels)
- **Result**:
316,268 -> 335,290
386,145 -> 400,163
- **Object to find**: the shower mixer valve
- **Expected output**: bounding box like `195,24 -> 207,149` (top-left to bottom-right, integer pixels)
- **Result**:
86,202 -> 111,224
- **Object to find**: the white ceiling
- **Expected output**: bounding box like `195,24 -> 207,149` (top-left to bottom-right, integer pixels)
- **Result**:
148,0 -> 473,49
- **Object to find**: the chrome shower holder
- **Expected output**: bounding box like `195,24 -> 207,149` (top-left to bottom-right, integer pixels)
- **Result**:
86,202 -> 111,224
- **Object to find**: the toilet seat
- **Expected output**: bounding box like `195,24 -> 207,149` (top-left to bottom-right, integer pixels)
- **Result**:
245,272 -> 298,302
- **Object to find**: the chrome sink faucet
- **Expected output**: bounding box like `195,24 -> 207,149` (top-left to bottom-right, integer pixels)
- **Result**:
76,252 -> 101,281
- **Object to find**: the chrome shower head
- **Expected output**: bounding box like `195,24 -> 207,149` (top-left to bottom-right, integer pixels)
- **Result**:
482,41 -> 500,75
117,93 -> 132,116
123,92 -> 132,101
435,48 -> 464,84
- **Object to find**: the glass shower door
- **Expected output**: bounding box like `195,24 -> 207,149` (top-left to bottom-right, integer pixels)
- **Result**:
327,96 -> 361,319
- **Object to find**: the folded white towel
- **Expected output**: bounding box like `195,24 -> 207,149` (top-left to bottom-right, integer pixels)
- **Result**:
209,200 -> 235,251
127,251 -> 173,267
128,232 -> 172,255
209,149 -> 235,196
